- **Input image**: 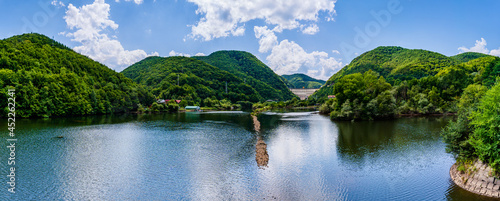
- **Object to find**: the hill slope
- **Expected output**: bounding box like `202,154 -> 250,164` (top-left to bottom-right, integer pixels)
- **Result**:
281,73 -> 326,89
451,52 -> 491,63
330,46 -> 457,83
121,56 -> 263,103
314,46 -> 460,98
0,33 -> 155,118
279,76 -> 294,88
193,51 -> 296,101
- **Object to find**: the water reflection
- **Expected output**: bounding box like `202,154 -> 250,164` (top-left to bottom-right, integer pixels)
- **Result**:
0,112 -> 484,200
336,120 -> 396,165
56,123 -> 144,200
256,112 -> 339,200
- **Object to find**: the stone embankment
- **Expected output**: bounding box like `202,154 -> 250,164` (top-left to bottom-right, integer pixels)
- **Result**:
252,115 -> 268,168
450,160 -> 500,198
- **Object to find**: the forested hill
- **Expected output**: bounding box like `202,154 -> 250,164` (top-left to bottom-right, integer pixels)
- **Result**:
316,45 -> 500,121
121,56 -> 265,103
451,52 -> 491,63
192,51 -> 296,100
314,46 -> 497,99
281,74 -> 326,89
328,46 -> 457,84
0,33 -> 155,118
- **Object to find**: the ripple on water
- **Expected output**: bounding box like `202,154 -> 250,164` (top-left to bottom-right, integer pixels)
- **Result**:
0,114 -> 472,200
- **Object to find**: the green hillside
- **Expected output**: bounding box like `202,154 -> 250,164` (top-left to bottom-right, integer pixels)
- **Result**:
279,76 -> 294,88
281,73 -> 326,89
316,46 -> 500,120
314,46 -> 491,99
451,52 -> 491,63
193,51 -> 296,101
0,33 -> 155,118
329,46 -> 456,83
121,56 -> 263,103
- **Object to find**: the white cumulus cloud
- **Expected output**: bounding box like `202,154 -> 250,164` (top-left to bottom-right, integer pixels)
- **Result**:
169,50 -> 191,57
169,51 -> 206,57
63,0 -> 157,71
300,24 -> 319,35
51,0 -> 65,8
458,38 -> 500,57
187,0 -> 337,41
266,40 -> 343,80
115,0 -> 144,4
490,49 -> 500,57
254,26 -> 278,53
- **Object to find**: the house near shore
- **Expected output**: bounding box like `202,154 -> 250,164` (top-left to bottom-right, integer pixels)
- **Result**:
167,99 -> 182,104
157,99 -> 181,104
185,106 -> 200,111
328,95 -> 336,99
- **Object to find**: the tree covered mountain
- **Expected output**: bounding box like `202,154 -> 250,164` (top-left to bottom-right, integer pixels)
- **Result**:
281,73 -> 326,89
122,56 -> 265,103
0,33 -> 155,118
192,51 -> 296,100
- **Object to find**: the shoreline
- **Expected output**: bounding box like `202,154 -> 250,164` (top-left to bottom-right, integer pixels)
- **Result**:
1,108 -> 456,119
397,112 -> 457,117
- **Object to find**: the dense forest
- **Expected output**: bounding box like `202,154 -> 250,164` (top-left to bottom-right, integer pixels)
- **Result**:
281,73 -> 326,89
441,80 -> 500,174
318,46 -> 500,120
0,33 -> 155,118
192,51 -> 296,100
122,56 -> 268,104
313,46 -> 491,99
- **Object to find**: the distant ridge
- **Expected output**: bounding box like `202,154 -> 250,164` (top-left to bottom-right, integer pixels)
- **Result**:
281,73 -> 326,89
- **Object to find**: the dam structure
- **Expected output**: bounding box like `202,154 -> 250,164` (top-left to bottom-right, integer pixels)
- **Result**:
290,88 -> 318,100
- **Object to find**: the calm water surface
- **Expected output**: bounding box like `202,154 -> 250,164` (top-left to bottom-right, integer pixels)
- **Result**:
0,112 -> 497,200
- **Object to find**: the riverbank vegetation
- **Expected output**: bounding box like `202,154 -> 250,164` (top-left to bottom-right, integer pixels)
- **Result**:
319,70 -> 395,120
251,98 -> 319,116
442,81 -> 500,174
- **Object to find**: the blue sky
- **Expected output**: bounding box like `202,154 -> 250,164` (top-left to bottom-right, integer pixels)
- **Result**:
0,0 -> 499,80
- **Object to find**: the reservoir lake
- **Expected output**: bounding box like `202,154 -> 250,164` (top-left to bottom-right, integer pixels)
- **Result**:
1,111 -> 497,200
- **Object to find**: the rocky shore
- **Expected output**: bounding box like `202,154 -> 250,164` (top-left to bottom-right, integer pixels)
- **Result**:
450,161 -> 500,198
